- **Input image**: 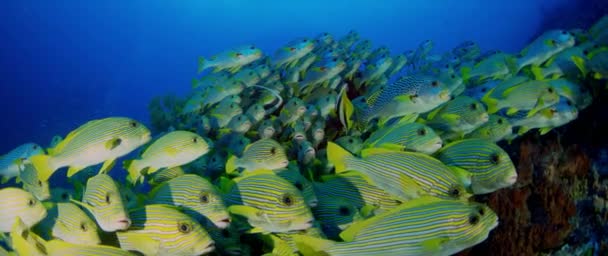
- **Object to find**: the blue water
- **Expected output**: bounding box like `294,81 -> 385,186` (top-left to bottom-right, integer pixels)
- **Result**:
0,0 -> 591,152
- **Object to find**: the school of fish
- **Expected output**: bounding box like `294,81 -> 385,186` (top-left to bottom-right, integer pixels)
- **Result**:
0,15 -> 607,256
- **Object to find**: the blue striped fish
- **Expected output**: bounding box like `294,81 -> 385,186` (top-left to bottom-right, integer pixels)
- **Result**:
435,139 -> 517,194
222,172 -> 314,233
364,121 -> 443,155
73,173 -> 131,232
0,142 -> 44,183
327,142 -> 470,201
148,174 -> 230,229
116,204 -> 215,256
424,96 -> 489,138
465,115 -> 513,142
295,198 -> 498,256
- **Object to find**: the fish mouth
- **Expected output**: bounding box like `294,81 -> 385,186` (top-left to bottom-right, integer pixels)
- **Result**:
308,199 -> 319,207
215,218 -> 231,229
115,218 -> 131,230
294,134 -> 306,141
439,90 -> 450,100
481,113 -> 489,122
199,242 -> 216,255
225,247 -> 243,255
506,174 -> 518,185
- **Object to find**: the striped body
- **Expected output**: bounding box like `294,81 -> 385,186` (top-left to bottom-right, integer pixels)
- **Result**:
329,143 -> 470,201
117,204 -> 214,256
314,174 -> 401,213
46,239 -> 135,256
126,130 -> 209,182
275,167 -> 318,207
148,166 -> 185,186
226,139 -> 289,173
516,30 -> 575,71
365,122 -> 443,154
508,96 -> 579,134
198,44 -> 263,73
484,80 -> 559,114
35,202 -> 101,245
313,197 -> 366,238
31,117 -> 150,179
299,199 -> 498,256
0,187 -> 47,232
272,38 -> 315,68
0,142 -> 44,182
224,173 -> 314,233
426,96 -> 489,136
466,115 -> 513,142
436,139 -> 517,194
81,174 -> 130,232
19,164 -> 50,200
148,174 -> 230,229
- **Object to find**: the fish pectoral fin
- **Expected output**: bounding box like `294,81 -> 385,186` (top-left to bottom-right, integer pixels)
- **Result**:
66,166 -> 84,178
506,107 -> 519,116
105,138 -> 122,150
378,143 -> 404,151
164,146 -> 179,156
247,227 -> 267,234
421,236 -> 450,252
517,126 -> 530,136
228,205 -> 264,220
399,174 -> 422,199
441,113 -> 461,125
99,159 -> 116,174
539,127 -> 553,135
119,232 -> 161,256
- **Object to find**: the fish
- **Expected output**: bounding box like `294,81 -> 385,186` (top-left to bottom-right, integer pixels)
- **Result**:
221,172 -> 314,233
199,80 -> 245,109
0,142 -> 45,183
312,197 -> 367,239
515,30 -> 575,72
386,54 -> 407,77
0,187 -> 47,232
309,120 -> 326,148
257,119 -> 278,139
453,40 -> 481,61
198,44 -> 263,74
435,139 -> 517,194
206,224 -> 251,256
275,164 -> 318,207
225,114 -> 253,134
482,80 -> 559,117
296,140 -> 317,165
34,202 -> 101,245
530,44 -> 592,80
300,57 -> 346,93
231,68 -> 261,87
18,164 -> 50,201
9,217 -> 47,256
463,79 -> 501,101
294,198 -> 498,256
335,136 -> 364,155
327,142 -> 470,201
356,74 -> 451,126
279,98 -> 307,126
245,103 -> 267,124
508,96 -> 579,136
316,32 -> 334,46
546,78 -> 592,110
225,138 -> 289,174
364,119 -> 443,154
45,239 -> 136,256
273,38 -> 316,68
124,130 -> 210,184
148,166 -> 186,186
465,115 -> 513,142
338,30 -> 360,49
357,54 -> 393,87
423,96 -> 489,139
116,204 -> 215,256
30,117 -> 151,181
438,67 -> 464,95
460,52 -> 517,83
73,173 -> 131,232
341,56 -> 363,80
208,97 -> 244,129
148,174 -> 231,229
586,46 -> 608,79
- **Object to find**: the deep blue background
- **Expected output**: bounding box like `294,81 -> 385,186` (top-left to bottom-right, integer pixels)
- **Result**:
0,0 -> 602,152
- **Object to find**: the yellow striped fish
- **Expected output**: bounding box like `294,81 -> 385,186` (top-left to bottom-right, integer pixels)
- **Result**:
222,172 -> 314,233
73,173 -> 131,232
0,142 -> 44,183
295,198 -> 498,256
275,165 -> 318,207
30,117 -> 151,181
148,166 -> 185,186
124,130 -> 209,184
45,239 -> 135,256
424,96 -> 489,138
327,142 -> 470,201
116,204 -> 215,256
435,139 -> 517,194
364,121 -> 443,155
148,174 -> 231,229
10,217 -> 47,256
0,187 -> 47,232
225,138 -> 289,174
262,222 -> 327,256
314,173 -> 402,214
34,202 -> 101,245
465,114 -> 513,142
19,164 -> 50,201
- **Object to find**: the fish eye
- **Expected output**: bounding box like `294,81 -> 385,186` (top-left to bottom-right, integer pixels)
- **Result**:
348,138 -> 354,143
239,140 -> 244,146
561,30 -> 567,35
200,192 -> 210,204
80,223 -> 88,232
211,156 -> 217,162
450,188 -> 461,197
28,199 -> 35,207
178,222 -> 192,234
478,207 -> 485,216
192,137 -> 198,143
281,194 -> 294,206
230,104 -> 234,109
470,103 -> 478,110
497,118 -> 504,124
302,39 -> 308,42
250,46 -> 255,50
292,101 -> 297,106
332,58 -> 338,62
221,229 -> 230,238
130,121 -> 138,128
490,153 -> 500,164
249,71 -> 253,75
37,180 -> 42,186
324,32 -> 328,36
566,100 -> 573,106
339,206 -> 350,216
33,145 -> 38,150
445,64 -> 449,68
583,50 -> 589,55
451,74 -> 456,79
469,215 -> 480,225
481,88 -> 487,92
294,182 -> 303,190
105,193 -> 111,204
61,193 -> 69,200
431,81 -> 438,87
270,147 -> 277,155
417,128 -> 427,136
237,116 -> 242,121
547,87 -> 554,93
125,194 -> 131,202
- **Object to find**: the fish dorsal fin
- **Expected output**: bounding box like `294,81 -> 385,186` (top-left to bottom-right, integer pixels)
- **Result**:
360,147 -> 398,158
501,83 -> 523,97
426,105 -> 443,120
366,89 -> 382,106
54,119 -> 103,153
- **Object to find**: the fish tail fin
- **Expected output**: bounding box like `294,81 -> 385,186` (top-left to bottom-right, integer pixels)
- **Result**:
571,56 -> 588,77
197,57 -> 206,74
327,142 -> 352,174
337,85 -> 355,131
225,156 -> 238,175
293,235 -> 335,256
460,67 -> 471,83
530,65 -> 544,80
123,159 -> 141,184
482,91 -> 499,114
30,154 -> 55,181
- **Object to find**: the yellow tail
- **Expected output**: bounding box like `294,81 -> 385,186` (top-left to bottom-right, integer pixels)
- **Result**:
225,155 -> 238,175
327,142 -> 353,174
123,159 -> 141,184
30,154 -> 55,181
530,65 -> 544,80
293,235 -> 334,256
460,67 -> 471,83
